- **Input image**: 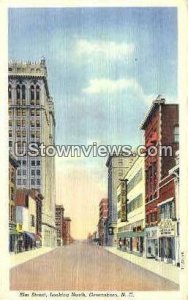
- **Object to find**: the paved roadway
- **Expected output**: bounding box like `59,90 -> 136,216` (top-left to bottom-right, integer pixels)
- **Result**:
10,241 -> 179,291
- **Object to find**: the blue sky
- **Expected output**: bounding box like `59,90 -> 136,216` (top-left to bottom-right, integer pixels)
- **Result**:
9,8 -> 178,238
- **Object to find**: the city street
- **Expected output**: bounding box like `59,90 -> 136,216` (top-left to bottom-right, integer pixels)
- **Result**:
10,241 -> 179,291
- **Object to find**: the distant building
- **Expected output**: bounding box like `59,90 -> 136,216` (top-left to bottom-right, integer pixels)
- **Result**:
8,59 -> 56,247
117,156 -> 145,256
140,96 -> 179,263
9,153 -> 19,252
106,154 -> 136,246
55,204 -> 65,246
98,198 -> 108,246
62,217 -> 72,245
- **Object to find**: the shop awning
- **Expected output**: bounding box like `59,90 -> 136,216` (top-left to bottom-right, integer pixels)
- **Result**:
24,231 -> 36,241
117,230 -> 145,239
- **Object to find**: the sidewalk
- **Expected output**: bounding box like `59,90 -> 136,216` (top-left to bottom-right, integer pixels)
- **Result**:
105,247 -> 180,284
10,247 -> 56,268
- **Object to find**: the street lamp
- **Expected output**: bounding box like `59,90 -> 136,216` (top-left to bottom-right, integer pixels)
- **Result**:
119,178 -> 129,222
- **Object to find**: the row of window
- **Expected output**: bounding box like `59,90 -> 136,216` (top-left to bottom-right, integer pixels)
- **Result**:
10,119 -> 40,127
8,84 -> 40,101
9,109 -> 41,118
127,169 -> 142,193
9,130 -> 40,138
17,169 -> 40,176
17,160 -> 41,166
127,194 -> 143,213
17,178 -> 41,185
160,201 -> 175,220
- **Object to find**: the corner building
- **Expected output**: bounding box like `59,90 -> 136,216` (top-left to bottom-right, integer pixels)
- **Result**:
140,96 -> 179,263
8,59 -> 56,247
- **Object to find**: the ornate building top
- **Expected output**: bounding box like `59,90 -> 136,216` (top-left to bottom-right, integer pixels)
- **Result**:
8,58 -> 47,78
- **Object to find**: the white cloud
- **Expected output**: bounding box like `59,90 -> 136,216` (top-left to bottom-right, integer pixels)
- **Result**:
77,39 -> 135,61
82,78 -> 143,95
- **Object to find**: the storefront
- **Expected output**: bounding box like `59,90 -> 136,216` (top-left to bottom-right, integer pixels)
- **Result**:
117,230 -> 145,256
145,227 -> 158,258
9,223 -> 18,252
158,219 -> 179,265
23,231 -> 36,250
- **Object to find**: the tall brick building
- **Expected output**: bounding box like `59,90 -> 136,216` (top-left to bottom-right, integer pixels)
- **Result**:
62,217 -> 72,245
98,198 -> 108,245
141,96 -> 179,263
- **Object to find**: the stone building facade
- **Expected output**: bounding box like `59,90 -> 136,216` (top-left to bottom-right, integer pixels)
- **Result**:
8,58 -> 56,247
117,156 -> 145,256
106,154 -> 136,246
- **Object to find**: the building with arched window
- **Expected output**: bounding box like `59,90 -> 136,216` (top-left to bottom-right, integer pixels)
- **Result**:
8,59 -> 57,247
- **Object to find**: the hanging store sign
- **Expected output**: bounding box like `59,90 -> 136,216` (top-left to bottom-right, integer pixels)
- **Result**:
16,223 -> 23,233
158,219 -> 176,236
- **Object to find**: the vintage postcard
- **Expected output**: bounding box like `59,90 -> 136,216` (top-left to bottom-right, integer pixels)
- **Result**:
0,0 -> 188,300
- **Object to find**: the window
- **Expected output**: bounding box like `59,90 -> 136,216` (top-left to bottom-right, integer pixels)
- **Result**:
9,120 -> 12,127
31,169 -> 35,176
31,179 -> 35,185
22,109 -> 26,117
22,85 -> 26,100
160,201 -> 175,220
16,85 -> 21,100
36,85 -> 40,101
9,141 -> 12,147
23,179 -> 26,185
22,131 -> 26,138
31,109 -> 35,116
17,169 -> 21,176
30,120 -> 35,127
37,179 -> 40,185
17,179 -> 21,185
17,131 -> 21,137
16,120 -> 21,127
36,131 -> 40,138
36,120 -> 40,127
22,169 -> 26,175
37,160 -> 40,166
9,130 -> 12,138
22,160 -> 26,166
17,109 -> 21,117
22,120 -> 26,127
8,84 -> 12,99
30,85 -> 35,101
31,160 -> 35,166
36,109 -> 40,116
36,169 -> 40,176
31,132 -> 35,138
174,125 -> 179,143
